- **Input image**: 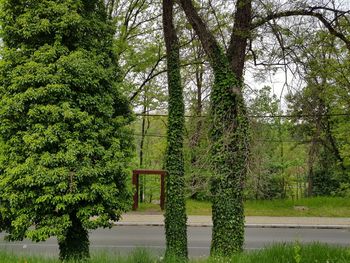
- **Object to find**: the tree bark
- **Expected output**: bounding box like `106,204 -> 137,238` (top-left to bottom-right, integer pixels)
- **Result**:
163,0 -> 188,259
307,137 -> 318,197
139,90 -> 150,203
58,212 -> 89,261
227,0 -> 252,81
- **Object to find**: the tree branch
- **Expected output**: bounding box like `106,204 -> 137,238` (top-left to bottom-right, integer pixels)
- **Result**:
129,48 -> 165,102
227,0 -> 252,79
208,0 -> 228,51
178,0 -> 222,64
252,9 -> 350,51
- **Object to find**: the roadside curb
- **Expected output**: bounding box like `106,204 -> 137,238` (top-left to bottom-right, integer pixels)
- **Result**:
113,222 -> 350,229
245,224 -> 350,229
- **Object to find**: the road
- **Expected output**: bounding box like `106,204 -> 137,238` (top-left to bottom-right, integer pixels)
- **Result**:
0,226 -> 349,257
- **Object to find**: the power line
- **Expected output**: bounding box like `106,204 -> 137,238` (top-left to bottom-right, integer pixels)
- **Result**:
134,133 -> 167,138
135,113 -> 350,119
132,133 -> 349,143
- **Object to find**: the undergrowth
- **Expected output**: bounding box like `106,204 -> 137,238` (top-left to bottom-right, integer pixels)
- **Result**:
0,243 -> 349,263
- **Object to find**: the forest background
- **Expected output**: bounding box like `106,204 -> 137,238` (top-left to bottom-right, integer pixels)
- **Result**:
1,0 -> 348,205
0,0 -> 349,220
108,0 -> 350,202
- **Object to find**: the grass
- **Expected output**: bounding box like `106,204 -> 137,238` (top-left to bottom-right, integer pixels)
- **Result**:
137,197 -> 350,217
223,243 -> 350,263
0,243 -> 349,262
244,196 -> 350,217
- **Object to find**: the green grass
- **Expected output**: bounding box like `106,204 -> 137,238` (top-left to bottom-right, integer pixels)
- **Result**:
0,252 -> 58,263
0,243 -> 349,262
244,196 -> 350,217
218,243 -> 350,263
137,202 -> 163,213
138,197 -> 350,217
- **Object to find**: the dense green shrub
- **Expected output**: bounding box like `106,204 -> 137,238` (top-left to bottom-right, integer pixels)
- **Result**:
0,1 -> 133,261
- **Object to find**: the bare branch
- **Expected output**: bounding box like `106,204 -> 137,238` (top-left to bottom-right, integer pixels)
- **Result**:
252,8 -> 350,51
129,47 -> 165,101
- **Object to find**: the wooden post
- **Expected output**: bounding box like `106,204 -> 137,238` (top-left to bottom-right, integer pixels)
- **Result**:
132,172 -> 139,211
160,172 -> 165,210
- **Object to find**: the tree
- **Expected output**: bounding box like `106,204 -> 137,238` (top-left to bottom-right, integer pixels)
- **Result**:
163,0 -> 188,259
179,0 -> 251,255
176,0 -> 350,256
286,30 -> 350,196
0,1 -> 133,260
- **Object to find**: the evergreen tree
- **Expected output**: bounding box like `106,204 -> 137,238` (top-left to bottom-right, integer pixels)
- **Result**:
0,1 -> 133,260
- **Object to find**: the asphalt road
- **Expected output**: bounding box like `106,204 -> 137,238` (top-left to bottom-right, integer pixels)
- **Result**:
0,226 -> 349,257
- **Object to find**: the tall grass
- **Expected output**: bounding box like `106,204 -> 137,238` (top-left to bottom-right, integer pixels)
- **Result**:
0,243 -> 349,262
0,252 -> 58,263
227,243 -> 350,263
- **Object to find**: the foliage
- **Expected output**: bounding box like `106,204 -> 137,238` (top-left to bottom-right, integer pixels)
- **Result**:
246,86 -> 309,200
246,87 -> 283,199
133,116 -> 167,169
110,0 -> 167,106
0,243 -> 350,263
0,0 -> 133,261
286,31 -> 350,197
132,115 -> 167,204
184,116 -> 211,201
287,85 -> 346,196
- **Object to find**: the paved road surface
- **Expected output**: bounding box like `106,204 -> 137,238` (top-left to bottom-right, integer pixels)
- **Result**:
0,226 -> 349,257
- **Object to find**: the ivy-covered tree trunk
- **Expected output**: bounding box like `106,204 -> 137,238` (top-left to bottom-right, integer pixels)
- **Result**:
163,0 -> 188,259
179,0 -> 251,256
0,1 -> 133,261
209,53 -> 249,255
58,212 -> 89,261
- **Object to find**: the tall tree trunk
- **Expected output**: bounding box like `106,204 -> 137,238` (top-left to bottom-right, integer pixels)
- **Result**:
189,53 -> 204,199
179,0 -> 251,256
163,0 -> 188,259
278,117 -> 286,198
190,57 -> 204,150
139,90 -> 150,203
58,212 -> 89,261
307,138 -> 318,196
323,113 -> 346,171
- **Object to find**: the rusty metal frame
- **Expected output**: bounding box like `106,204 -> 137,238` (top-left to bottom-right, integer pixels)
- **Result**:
132,169 -> 166,210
